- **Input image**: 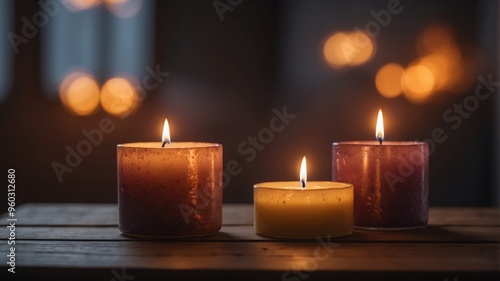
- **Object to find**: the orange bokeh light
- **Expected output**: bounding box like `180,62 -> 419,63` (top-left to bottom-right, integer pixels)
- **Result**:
416,54 -> 450,91
376,23 -> 475,104
417,24 -> 454,55
104,0 -> 143,18
59,71 -> 100,116
375,63 -> 405,98
323,31 -> 375,69
402,64 -> 435,103
64,0 -> 102,11
100,77 -> 139,117
348,31 -> 375,66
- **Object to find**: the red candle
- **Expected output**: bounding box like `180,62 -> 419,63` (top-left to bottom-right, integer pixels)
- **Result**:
117,119 -> 223,237
332,110 -> 429,229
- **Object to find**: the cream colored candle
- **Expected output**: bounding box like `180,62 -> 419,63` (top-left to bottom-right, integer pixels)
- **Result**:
254,157 -> 353,238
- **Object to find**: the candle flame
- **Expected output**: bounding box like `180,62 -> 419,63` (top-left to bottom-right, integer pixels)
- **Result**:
376,109 -> 384,144
162,118 -> 171,146
300,156 -> 307,188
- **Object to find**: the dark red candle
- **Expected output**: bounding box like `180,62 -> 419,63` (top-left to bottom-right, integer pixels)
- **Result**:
332,110 -> 429,229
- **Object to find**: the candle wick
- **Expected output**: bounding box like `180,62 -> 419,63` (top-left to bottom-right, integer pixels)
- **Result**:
301,180 -> 306,188
161,140 -> 171,147
378,138 -> 383,145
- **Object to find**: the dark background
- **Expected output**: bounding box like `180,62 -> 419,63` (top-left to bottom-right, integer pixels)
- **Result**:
0,0 -> 498,208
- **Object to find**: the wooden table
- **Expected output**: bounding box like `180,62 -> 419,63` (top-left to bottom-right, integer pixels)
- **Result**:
1,204 -> 499,281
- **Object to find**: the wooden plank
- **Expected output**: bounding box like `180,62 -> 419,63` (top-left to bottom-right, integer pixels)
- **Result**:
222,204 -> 254,225
0,203 -> 254,226
1,267 -> 497,281
0,241 -> 498,272
1,204 -> 499,227
0,203 -> 118,226
429,207 -> 500,226
1,225 -> 499,243
0,204 -> 498,280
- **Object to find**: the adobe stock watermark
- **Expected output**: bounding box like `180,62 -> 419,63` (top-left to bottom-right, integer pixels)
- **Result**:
282,237 -> 341,281
51,64 -> 169,183
212,0 -> 244,22
6,169 -> 17,274
8,0 -> 71,54
109,268 -> 135,281
339,0 -> 410,61
179,105 -> 297,224
384,74 -> 499,191
356,0 -> 409,38
51,118 -> 115,183
383,147 -> 427,192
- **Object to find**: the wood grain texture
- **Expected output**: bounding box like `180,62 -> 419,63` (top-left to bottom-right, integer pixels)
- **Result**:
429,207 -> 500,226
0,203 -> 254,226
1,225 -> 499,243
0,204 -> 499,281
1,204 -> 499,227
0,241 -> 498,271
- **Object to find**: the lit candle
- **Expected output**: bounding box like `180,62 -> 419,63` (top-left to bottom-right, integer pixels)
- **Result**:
332,109 -> 429,229
254,157 -> 353,238
117,118 -> 223,237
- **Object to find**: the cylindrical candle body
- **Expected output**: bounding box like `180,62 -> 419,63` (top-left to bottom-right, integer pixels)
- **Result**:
254,181 -> 353,238
117,142 -> 222,237
332,141 -> 429,229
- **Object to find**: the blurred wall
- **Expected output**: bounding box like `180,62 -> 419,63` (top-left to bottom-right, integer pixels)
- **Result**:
0,0 -> 497,207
